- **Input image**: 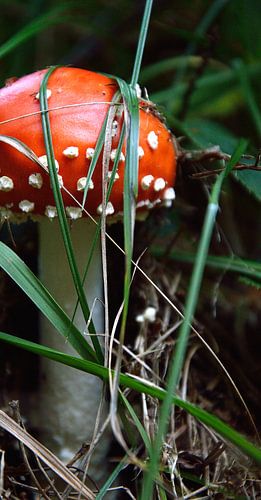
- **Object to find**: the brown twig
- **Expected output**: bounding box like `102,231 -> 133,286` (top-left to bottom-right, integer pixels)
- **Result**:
191,163 -> 261,179
8,400 -> 51,500
177,145 -> 261,179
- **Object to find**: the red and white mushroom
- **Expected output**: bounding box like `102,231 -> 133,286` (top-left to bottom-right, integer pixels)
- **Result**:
0,67 -> 177,463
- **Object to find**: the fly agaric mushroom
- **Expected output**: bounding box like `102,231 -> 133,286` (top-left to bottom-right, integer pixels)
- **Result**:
0,67 -> 177,463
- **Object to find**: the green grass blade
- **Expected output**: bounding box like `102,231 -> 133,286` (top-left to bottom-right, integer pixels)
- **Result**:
171,0 -> 229,90
81,90 -> 121,209
233,58 -> 261,139
150,63 -> 261,110
141,139 -> 248,499
113,77 -> 139,342
96,457 -> 127,499
39,66 -> 103,363
0,4 -> 73,60
188,0 -> 228,49
239,276 -> 261,289
74,122 -> 127,318
71,82 -> 126,331
0,242 -> 96,362
117,78 -> 139,248
120,391 -> 151,452
151,249 -> 261,282
130,0 -> 153,87
140,55 -> 204,83
0,330 -> 260,465
111,0 -> 153,337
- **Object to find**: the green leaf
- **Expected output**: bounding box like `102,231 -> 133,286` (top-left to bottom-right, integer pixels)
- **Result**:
140,55 -> 205,83
0,330 -> 260,465
96,457 -> 127,499
184,118 -> 238,151
39,66 -> 103,363
113,76 -> 140,340
121,391 -> 151,452
239,276 -> 261,289
234,169 -> 261,202
130,0 -> 153,87
0,242 -> 96,362
151,250 -> 261,283
0,4 -> 74,60
150,63 -> 261,116
233,59 -> 261,139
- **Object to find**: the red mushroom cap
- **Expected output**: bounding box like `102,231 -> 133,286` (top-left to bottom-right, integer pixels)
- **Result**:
0,67 -> 177,220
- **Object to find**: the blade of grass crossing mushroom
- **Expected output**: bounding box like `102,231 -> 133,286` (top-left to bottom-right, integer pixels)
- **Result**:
107,78 -> 139,438
130,0 -> 153,87
39,66 -> 103,363
105,0 -> 152,425
0,331 -> 260,465
81,90 -> 122,210
73,90 -> 124,336
71,93 -> 125,327
0,242 -> 97,362
0,136 -> 46,165
141,139 -> 248,500
0,135 -> 99,362
115,77 -> 139,341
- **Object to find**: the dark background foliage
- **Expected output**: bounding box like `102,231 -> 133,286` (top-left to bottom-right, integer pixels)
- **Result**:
0,0 -> 260,497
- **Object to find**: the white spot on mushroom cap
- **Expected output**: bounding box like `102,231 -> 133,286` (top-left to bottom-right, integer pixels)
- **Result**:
66,207 -> 82,220
137,198 -> 161,210
63,146 -> 79,159
162,187 -> 175,207
29,173 -> 43,189
154,178 -> 166,192
111,120 -> 118,138
0,176 -> 14,192
150,198 -> 161,208
110,149 -> 125,162
147,131 -> 158,150
45,206 -> 57,219
107,171 -> 119,181
97,201 -> 115,216
138,146 -> 145,158
163,187 -> 175,201
116,104 -> 124,118
86,147 -> 95,160
38,155 -> 59,172
19,200 -> 34,213
77,177 -> 94,191
35,89 -> 52,100
136,199 -> 151,209
141,175 -> 154,190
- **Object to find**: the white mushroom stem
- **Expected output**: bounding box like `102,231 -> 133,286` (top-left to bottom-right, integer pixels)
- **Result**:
36,217 -> 109,466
